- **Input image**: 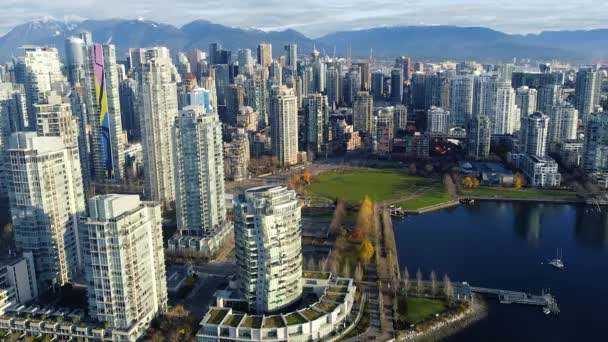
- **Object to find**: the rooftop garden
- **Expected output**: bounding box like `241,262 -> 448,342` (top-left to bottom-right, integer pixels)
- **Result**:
207,309 -> 229,325
327,286 -> 348,294
337,280 -> 350,286
300,308 -> 324,321
303,271 -> 331,279
262,316 -> 285,329
324,294 -> 347,303
224,314 -> 244,327
284,312 -> 308,326
240,316 -> 263,329
315,301 -> 339,313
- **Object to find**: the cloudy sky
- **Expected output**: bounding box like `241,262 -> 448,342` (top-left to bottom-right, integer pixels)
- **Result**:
2,0 -> 608,37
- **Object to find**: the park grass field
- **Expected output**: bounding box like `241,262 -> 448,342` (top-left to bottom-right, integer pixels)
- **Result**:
397,297 -> 447,325
398,188 -> 453,211
307,168 -> 440,205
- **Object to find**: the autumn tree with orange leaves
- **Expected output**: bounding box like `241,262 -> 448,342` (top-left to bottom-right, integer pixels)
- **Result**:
514,173 -> 526,189
350,196 -> 373,241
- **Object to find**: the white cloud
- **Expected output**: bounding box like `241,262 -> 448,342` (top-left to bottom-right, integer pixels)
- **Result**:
1,0 -> 607,37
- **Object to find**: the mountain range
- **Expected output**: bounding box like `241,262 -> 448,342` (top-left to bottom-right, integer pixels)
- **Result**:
1,18 -> 607,63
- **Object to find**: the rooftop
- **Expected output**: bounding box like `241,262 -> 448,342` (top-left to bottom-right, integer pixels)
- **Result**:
314,301 -> 339,313
207,308 -> 229,325
327,286 -> 348,294
262,316 -> 285,329
324,294 -> 347,303
223,314 -> 244,327
284,312 -> 308,326
240,316 -> 263,329
300,308 -> 324,321
303,271 -> 331,280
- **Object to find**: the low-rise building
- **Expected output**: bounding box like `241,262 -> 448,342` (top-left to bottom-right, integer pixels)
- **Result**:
0,252 -> 38,315
511,153 -> 561,187
167,223 -> 233,256
196,275 -> 357,342
459,161 -> 514,186
0,307 -> 146,341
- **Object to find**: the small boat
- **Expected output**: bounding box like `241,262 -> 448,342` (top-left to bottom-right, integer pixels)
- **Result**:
543,307 -> 551,315
548,249 -> 564,269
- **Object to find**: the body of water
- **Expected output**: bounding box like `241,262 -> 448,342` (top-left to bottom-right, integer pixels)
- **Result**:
393,201 -> 608,342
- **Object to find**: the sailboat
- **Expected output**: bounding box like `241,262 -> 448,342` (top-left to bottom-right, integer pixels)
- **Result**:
548,249 -> 564,269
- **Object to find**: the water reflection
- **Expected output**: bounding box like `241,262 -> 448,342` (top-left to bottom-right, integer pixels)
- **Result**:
513,203 -> 543,243
395,202 -> 607,342
575,207 -> 608,248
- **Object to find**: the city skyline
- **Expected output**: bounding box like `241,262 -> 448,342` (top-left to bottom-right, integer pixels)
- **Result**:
0,8 -> 606,340
2,1 -> 608,38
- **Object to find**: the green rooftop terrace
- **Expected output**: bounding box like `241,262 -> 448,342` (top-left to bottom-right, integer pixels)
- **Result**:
328,286 -> 348,294
207,309 -> 229,325
324,294 -> 347,303
301,308 -> 324,321
315,301 -> 340,313
224,314 -> 244,327
263,316 -> 285,329
303,271 -> 331,279
241,316 -> 263,329
285,312 -> 308,326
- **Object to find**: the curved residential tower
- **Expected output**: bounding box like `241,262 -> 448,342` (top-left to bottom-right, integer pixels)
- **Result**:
234,185 -> 302,313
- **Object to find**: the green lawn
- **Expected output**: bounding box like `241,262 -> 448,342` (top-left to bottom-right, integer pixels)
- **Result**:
398,188 -> 453,211
396,297 -> 447,325
461,187 -> 578,200
307,169 -> 438,205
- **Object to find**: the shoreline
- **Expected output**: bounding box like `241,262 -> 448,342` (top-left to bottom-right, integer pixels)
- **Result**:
396,295 -> 488,342
394,196 -> 586,217
460,195 -> 583,204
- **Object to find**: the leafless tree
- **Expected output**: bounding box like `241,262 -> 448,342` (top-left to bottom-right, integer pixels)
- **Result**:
403,266 -> 410,296
443,274 -> 454,301
430,270 -> 438,297
341,262 -> 351,278
416,268 -> 423,295
318,257 -> 327,272
307,257 -> 316,271
329,201 -> 346,237
328,253 -> 339,275
443,173 -> 457,198
378,291 -> 386,333
354,263 -> 364,282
